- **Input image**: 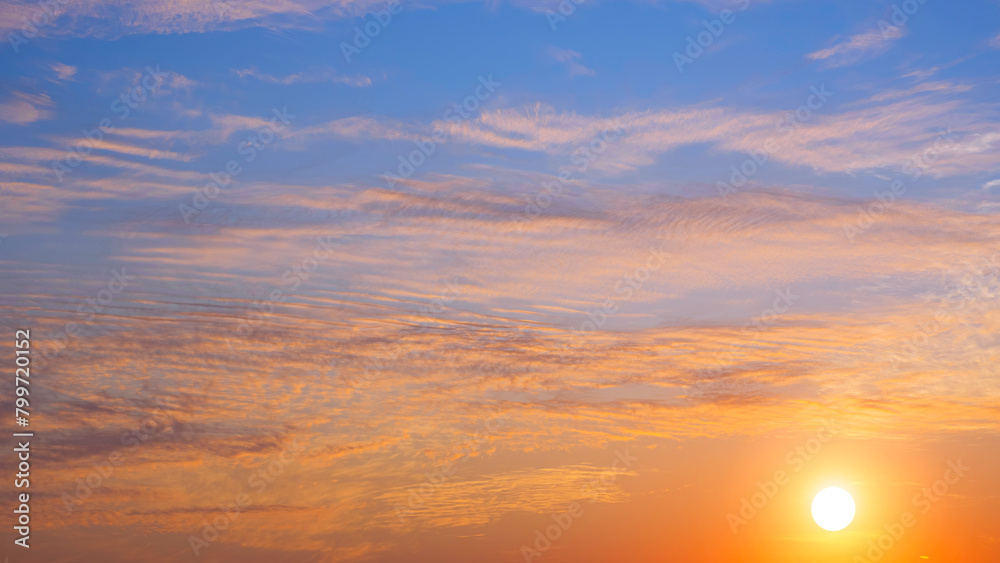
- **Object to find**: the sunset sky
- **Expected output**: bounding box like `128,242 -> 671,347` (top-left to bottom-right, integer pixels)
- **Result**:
1,0 -> 999,561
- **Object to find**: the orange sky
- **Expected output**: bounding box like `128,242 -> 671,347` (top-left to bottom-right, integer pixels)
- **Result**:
3,187 -> 998,561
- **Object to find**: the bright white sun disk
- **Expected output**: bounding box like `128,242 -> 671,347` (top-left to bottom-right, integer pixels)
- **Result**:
811,487 -> 855,531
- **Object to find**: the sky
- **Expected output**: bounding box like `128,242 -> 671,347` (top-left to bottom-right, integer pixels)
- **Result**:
0,0 -> 999,561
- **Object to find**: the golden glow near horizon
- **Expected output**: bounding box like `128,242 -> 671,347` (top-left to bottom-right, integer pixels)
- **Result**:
811,487 -> 856,532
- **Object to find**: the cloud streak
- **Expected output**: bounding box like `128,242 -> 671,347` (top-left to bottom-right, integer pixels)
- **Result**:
0,91 -> 55,124
807,25 -> 905,67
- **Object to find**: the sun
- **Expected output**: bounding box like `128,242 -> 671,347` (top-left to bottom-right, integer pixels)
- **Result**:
811,487 -> 855,531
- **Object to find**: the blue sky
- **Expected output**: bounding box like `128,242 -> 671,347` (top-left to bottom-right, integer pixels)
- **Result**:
3,0 -> 999,207
2,0 -> 999,340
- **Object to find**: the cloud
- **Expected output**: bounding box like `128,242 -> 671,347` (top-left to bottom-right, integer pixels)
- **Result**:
167,73 -> 198,91
3,78 -> 996,206
31,79 -> 984,187
234,66 -> 372,87
51,62 -> 78,81
93,111 -> 288,148
4,172 -> 1000,560
46,136 -> 198,162
0,0 -> 765,39
989,33 -> 1000,49
424,84 -> 1000,177
0,91 -> 55,125
546,47 -> 596,77
0,0 -> 322,38
289,115 -> 420,143
807,25 -> 905,67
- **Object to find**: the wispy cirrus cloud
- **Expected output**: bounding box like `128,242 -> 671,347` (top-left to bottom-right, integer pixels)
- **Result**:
3,159 -> 999,560
0,91 -> 55,125
422,84 -> 999,177
807,25 -> 905,68
546,47 -> 596,77
234,66 -> 372,87
3,79 -> 996,207
0,0 -> 772,40
4,0 -> 999,560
